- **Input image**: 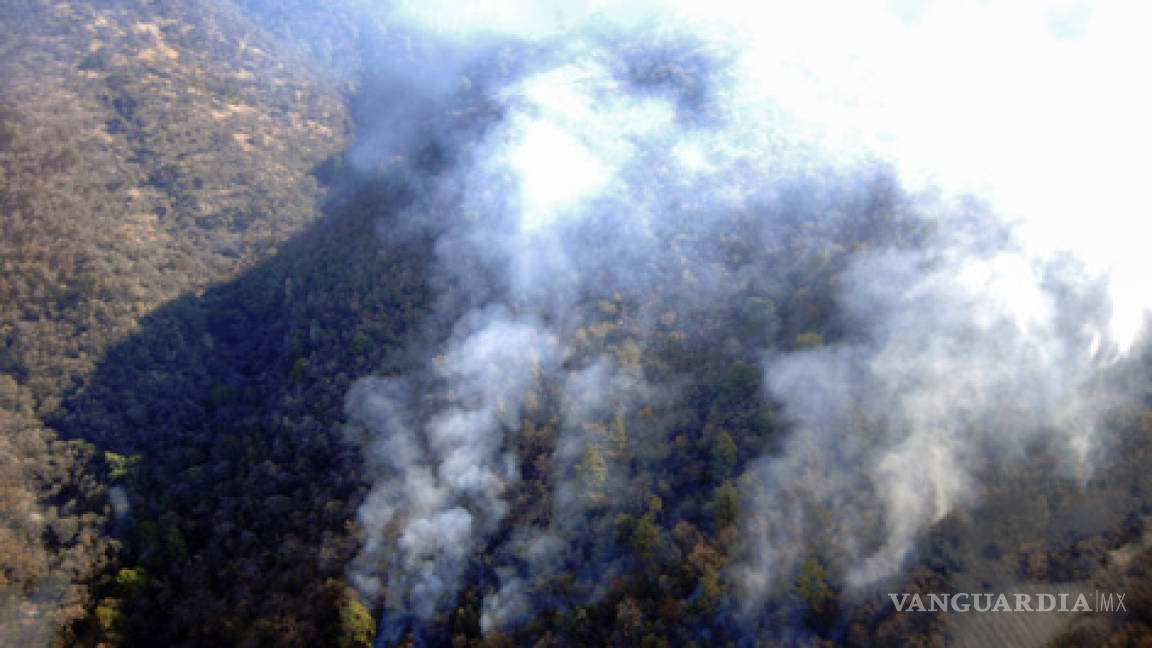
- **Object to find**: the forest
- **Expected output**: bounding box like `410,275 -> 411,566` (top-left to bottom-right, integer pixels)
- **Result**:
2,1 -> 1152,647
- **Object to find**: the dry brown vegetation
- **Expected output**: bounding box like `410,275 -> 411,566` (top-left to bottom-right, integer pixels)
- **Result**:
0,0 -> 347,643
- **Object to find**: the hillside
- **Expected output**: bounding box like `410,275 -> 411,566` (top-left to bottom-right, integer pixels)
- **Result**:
0,0 -> 347,643
3,2 -> 1152,648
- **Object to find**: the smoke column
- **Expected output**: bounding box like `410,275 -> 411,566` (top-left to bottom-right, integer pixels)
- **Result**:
336,0 -> 1152,641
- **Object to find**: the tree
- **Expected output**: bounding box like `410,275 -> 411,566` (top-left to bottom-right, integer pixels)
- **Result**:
710,431 -> 736,477
576,442 -> 607,500
695,568 -> 723,614
609,410 -> 628,455
113,567 -> 149,596
793,557 -> 838,629
630,514 -> 661,556
710,480 -> 738,529
338,597 -> 376,648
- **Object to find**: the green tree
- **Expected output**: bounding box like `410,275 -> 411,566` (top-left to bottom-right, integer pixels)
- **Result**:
711,480 -> 739,529
113,567 -> 149,596
338,597 -> 376,648
104,451 -> 140,483
630,514 -> 661,556
696,568 -> 724,614
711,431 -> 737,476
793,557 -> 838,628
576,442 -> 607,500
95,604 -> 126,635
609,410 -> 628,454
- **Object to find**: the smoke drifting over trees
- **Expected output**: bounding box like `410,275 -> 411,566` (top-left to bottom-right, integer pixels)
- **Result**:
333,0 -> 1152,644
10,0 -> 1150,644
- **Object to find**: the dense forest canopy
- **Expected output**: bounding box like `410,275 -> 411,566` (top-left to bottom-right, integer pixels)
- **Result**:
1,1 -> 1152,647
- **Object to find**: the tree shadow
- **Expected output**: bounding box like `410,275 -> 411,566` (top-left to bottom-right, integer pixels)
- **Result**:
50,166 -> 434,646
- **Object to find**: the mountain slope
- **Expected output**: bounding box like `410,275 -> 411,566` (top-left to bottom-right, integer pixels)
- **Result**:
0,0 -> 348,643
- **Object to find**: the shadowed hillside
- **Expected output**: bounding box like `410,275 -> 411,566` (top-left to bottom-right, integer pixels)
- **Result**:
0,0 -> 346,642
53,168 -> 434,645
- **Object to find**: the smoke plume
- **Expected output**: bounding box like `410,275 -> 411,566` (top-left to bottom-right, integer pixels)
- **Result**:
334,0 -> 1152,641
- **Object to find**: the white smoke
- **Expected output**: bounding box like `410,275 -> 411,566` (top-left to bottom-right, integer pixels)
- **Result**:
345,311 -> 558,637
739,220 -> 1138,602
477,356 -> 664,633
336,0 -> 1152,641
